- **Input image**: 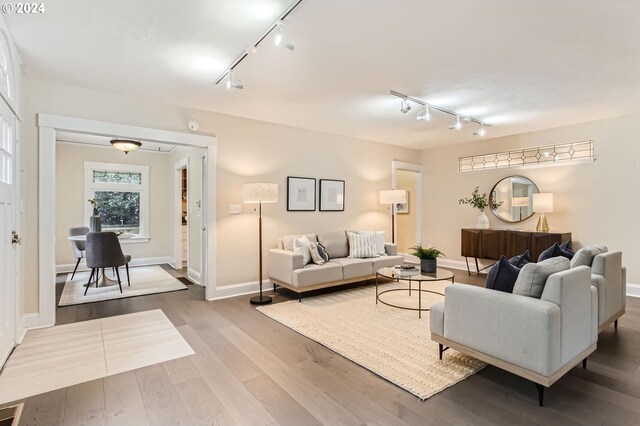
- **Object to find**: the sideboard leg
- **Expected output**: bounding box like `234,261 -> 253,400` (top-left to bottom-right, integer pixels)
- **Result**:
465,257 -> 471,275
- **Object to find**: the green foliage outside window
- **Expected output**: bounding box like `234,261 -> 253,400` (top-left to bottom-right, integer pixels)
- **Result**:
94,191 -> 140,233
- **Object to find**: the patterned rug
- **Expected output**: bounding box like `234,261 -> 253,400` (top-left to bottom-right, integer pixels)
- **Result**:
257,280 -> 485,400
59,265 -> 187,306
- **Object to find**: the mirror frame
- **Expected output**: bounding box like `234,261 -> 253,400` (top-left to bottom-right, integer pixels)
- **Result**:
489,175 -> 540,223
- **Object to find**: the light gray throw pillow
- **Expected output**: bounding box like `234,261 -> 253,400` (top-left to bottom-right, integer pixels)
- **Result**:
512,256 -> 570,299
570,245 -> 608,268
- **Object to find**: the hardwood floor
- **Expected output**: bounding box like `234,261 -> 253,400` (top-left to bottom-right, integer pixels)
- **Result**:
4,270 -> 640,425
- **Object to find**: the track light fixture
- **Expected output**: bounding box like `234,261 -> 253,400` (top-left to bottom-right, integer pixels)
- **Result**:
214,0 -> 305,88
417,106 -> 431,121
389,90 -> 492,136
225,69 -> 243,90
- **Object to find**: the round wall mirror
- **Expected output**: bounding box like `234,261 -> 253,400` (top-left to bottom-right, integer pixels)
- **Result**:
489,176 -> 539,223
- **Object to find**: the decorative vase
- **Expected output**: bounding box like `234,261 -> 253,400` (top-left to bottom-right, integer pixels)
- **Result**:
90,208 -> 101,232
421,258 -> 437,273
476,210 -> 490,229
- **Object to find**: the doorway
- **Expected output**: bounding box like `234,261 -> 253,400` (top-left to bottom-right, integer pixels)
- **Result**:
175,159 -> 189,274
392,161 -> 422,254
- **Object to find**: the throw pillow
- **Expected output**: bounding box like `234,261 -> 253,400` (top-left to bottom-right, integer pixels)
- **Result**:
508,250 -> 531,268
293,236 -> 312,265
356,230 -> 386,255
560,240 -> 572,252
486,256 -> 522,293
309,242 -> 327,265
570,245 -> 608,268
512,256 -> 570,298
347,231 -> 379,258
316,243 -> 330,262
538,242 -> 574,262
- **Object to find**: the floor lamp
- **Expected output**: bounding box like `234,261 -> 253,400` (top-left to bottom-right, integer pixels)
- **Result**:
243,182 -> 279,305
379,189 -> 407,244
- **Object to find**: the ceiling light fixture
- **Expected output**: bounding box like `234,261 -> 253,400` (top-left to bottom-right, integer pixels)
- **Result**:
110,139 -> 141,155
400,98 -> 411,114
417,106 -> 431,121
225,69 -> 244,90
389,90 -> 492,135
214,0 -> 305,88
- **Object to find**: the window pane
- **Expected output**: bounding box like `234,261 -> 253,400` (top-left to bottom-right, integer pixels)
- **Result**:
93,170 -> 141,184
94,191 -> 140,234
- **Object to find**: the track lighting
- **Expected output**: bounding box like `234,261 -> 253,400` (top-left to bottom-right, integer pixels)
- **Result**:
416,107 -> 431,121
449,116 -> 462,130
474,123 -> 487,137
400,98 -> 411,114
225,69 -> 243,90
275,21 -> 295,50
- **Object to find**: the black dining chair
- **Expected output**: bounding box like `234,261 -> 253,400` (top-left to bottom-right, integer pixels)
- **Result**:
69,226 -> 89,280
84,232 -> 132,295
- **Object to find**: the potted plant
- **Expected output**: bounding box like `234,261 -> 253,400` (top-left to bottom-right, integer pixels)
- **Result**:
458,186 -> 502,229
409,244 -> 444,273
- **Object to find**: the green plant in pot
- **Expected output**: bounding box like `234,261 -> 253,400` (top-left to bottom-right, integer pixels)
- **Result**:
409,244 -> 444,273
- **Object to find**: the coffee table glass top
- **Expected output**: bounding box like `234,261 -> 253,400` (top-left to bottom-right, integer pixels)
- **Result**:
377,267 -> 455,282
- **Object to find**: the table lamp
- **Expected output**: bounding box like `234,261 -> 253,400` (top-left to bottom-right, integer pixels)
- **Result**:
243,183 -> 278,305
533,193 -> 553,232
379,189 -> 407,243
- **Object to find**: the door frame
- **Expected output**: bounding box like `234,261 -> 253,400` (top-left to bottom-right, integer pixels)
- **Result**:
391,160 -> 422,249
37,114 -> 217,328
174,157 -> 188,271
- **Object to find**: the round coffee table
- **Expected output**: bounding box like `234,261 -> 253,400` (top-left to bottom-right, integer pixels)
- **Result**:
376,267 -> 455,318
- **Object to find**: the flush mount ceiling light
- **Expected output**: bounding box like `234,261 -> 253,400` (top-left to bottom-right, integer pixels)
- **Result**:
110,139 -> 141,155
389,90 -> 491,136
225,69 -> 244,90
214,0 -> 305,89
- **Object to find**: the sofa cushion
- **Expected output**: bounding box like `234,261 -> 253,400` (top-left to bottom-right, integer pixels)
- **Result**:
293,236 -> 312,265
280,234 -> 317,251
317,231 -> 349,259
329,258 -> 373,280
570,245 -> 608,268
292,263 -> 343,288
486,256 -> 521,293
372,255 -> 405,271
508,250 -> 531,268
347,231 -> 379,258
512,256 -> 570,298
538,242 -> 574,262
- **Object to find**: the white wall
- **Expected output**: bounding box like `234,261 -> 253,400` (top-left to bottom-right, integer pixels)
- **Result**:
20,77 -> 421,314
421,111 -> 640,283
55,142 -> 173,266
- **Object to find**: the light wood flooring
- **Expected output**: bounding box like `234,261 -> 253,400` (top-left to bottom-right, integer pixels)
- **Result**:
2,270 -> 640,425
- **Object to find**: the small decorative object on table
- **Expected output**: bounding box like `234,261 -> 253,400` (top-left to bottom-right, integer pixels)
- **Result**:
458,186 -> 502,229
393,264 -> 419,277
409,244 -> 444,273
87,198 -> 102,232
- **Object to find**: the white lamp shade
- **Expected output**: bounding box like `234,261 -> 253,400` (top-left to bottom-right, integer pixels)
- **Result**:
532,193 -> 553,213
379,189 -> 407,205
512,196 -> 530,207
243,183 -> 278,203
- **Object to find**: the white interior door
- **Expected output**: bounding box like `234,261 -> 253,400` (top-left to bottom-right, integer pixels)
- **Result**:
0,95 -> 17,366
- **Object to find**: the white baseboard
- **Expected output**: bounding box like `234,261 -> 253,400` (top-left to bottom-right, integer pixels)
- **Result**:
16,313 -> 44,343
187,268 -> 201,285
56,256 -> 175,274
206,280 -> 266,301
626,283 -> 640,298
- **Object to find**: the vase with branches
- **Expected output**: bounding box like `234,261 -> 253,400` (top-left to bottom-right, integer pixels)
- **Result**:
458,187 -> 502,229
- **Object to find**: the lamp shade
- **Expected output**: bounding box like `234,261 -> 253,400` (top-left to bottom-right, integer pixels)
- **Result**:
379,189 -> 407,205
110,139 -> 141,154
532,193 -> 553,213
243,183 -> 278,203
512,196 -> 530,207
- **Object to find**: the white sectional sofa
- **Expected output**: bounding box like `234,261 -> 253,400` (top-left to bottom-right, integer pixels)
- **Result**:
269,230 -> 403,300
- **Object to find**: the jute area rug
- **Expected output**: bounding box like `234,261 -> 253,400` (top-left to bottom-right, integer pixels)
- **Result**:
257,280 -> 485,400
59,265 -> 187,306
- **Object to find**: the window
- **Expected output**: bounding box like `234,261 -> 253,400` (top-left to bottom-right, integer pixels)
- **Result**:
84,162 -> 149,242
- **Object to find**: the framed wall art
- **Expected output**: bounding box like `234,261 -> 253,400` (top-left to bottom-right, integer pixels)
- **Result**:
396,192 -> 409,214
319,179 -> 345,212
287,176 -> 316,211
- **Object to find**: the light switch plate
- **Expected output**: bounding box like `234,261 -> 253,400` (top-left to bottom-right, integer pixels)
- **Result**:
229,204 -> 242,214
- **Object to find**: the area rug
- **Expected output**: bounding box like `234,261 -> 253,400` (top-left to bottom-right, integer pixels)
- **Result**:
59,265 -> 187,306
257,281 -> 485,400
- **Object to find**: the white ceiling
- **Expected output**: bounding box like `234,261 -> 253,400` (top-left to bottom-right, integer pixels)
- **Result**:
6,0 -> 640,149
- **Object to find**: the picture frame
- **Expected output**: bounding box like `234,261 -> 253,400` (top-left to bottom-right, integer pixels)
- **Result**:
319,179 -> 345,212
287,176 -> 316,211
396,192 -> 409,214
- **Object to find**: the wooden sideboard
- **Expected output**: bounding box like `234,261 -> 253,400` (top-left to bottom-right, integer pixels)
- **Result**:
461,229 -> 572,274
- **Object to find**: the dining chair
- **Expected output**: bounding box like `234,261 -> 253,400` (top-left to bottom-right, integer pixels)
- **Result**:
84,232 -> 132,295
69,226 -> 89,280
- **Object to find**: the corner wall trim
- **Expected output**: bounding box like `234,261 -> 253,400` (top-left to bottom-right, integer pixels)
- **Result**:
187,268 -> 202,285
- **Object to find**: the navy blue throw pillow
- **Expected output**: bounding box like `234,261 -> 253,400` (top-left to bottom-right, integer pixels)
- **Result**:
538,242 -> 574,262
508,250 -> 531,268
560,240 -> 573,252
316,243 -> 330,262
486,256 -> 522,293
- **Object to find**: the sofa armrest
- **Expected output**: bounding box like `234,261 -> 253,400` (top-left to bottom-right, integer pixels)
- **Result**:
268,249 -> 304,285
430,302 -> 445,337
384,243 -> 397,256
442,284 -> 561,376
